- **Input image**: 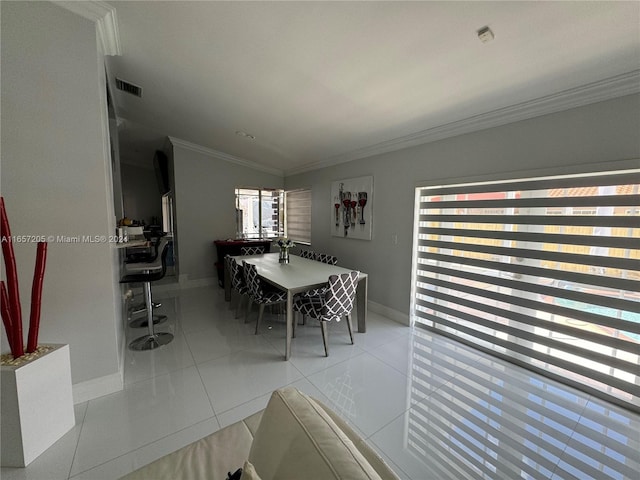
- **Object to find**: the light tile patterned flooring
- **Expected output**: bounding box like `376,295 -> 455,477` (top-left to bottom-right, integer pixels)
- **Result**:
2,285 -> 638,479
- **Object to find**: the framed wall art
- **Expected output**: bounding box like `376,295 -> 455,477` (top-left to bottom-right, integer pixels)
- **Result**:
330,175 -> 373,240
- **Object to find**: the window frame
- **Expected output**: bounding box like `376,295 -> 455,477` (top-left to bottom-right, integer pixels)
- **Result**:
235,187 -> 284,239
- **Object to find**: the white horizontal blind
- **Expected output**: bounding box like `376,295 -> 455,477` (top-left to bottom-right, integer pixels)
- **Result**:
412,169 -> 640,411
406,329 -> 637,479
286,188 -> 311,244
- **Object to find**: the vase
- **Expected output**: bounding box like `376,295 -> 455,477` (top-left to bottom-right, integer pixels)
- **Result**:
1,344 -> 75,467
279,247 -> 290,264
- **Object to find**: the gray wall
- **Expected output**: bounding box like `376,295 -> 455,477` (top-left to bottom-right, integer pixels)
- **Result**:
121,163 -> 162,225
171,143 -> 284,282
285,94 -> 640,321
1,2 -> 122,388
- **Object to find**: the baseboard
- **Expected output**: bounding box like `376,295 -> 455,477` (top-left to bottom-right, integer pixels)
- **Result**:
72,371 -> 123,405
367,301 -> 410,326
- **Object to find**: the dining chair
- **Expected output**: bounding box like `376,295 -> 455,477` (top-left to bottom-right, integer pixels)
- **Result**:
296,251 -> 335,325
243,261 -> 287,334
293,271 -> 359,356
315,253 -> 337,265
240,245 -> 265,255
225,255 -> 250,319
300,250 -> 315,259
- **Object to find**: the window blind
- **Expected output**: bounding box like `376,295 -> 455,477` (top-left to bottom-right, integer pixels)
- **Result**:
406,329 -> 636,479
286,188 -> 312,244
411,169 -> 640,411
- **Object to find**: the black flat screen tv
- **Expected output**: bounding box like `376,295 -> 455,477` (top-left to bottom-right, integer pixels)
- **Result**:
153,150 -> 170,194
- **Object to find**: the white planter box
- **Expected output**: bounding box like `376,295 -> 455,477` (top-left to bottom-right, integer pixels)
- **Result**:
1,344 -> 75,467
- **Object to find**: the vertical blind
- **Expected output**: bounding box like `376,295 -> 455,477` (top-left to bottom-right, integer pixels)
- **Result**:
412,169 -> 640,411
285,188 -> 312,244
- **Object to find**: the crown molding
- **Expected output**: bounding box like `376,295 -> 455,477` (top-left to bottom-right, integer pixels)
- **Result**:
168,137 -> 284,177
286,70 -> 640,176
53,1 -> 121,56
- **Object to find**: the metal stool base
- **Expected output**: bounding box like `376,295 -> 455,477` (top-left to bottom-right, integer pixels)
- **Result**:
128,302 -> 162,319
129,314 -> 167,329
129,332 -> 174,351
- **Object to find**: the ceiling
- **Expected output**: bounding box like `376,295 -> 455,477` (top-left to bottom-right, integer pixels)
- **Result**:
104,1 -> 640,174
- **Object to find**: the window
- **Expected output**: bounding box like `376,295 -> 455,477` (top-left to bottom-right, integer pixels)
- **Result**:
235,188 -> 284,239
285,188 -> 312,244
411,169 -> 640,411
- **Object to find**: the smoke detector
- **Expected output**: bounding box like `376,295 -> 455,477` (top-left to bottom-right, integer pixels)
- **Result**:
477,26 -> 494,43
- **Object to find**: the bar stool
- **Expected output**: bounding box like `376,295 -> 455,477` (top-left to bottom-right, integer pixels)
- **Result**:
120,237 -> 173,351
125,235 -> 164,326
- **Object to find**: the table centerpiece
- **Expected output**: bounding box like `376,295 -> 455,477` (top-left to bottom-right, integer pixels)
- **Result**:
275,237 -> 295,264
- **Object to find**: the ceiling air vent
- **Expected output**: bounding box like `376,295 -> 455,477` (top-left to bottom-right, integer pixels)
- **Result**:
115,77 -> 143,97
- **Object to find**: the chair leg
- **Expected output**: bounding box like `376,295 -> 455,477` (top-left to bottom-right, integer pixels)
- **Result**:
292,310 -> 297,338
229,291 -> 236,311
346,314 -> 354,344
255,304 -> 265,334
144,282 -> 155,336
320,321 -> 329,357
128,295 -> 166,328
245,299 -> 253,323
235,295 -> 244,319
129,301 -> 161,318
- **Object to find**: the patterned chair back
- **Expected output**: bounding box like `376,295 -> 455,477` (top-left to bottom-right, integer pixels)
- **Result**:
227,256 -> 245,291
300,250 -> 315,259
224,255 -> 234,286
321,271 -> 359,321
243,261 -> 264,301
241,246 -> 264,255
316,253 -> 338,265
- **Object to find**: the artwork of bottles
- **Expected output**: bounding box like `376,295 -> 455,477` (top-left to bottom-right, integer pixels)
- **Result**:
331,176 -> 372,240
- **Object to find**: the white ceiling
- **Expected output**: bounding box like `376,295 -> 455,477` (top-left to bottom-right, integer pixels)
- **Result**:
103,1 -> 640,174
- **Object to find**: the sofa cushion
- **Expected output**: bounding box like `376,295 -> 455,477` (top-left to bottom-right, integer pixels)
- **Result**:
244,410 -> 263,437
249,387 -> 383,480
121,416 -> 256,480
311,397 -> 400,480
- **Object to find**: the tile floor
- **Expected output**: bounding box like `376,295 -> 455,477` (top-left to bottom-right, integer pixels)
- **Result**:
2,285 -> 638,479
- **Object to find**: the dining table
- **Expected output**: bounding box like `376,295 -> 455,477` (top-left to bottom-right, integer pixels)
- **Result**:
225,253 -> 368,360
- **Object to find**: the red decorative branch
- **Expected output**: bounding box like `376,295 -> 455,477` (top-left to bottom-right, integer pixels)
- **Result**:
1,281 -> 16,354
27,242 -> 47,353
1,197 -> 24,358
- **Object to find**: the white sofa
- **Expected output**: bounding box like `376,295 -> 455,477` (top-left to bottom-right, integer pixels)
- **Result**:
122,387 -> 399,480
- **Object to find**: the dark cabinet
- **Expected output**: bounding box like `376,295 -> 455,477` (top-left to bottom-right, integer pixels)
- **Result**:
214,239 -> 272,287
